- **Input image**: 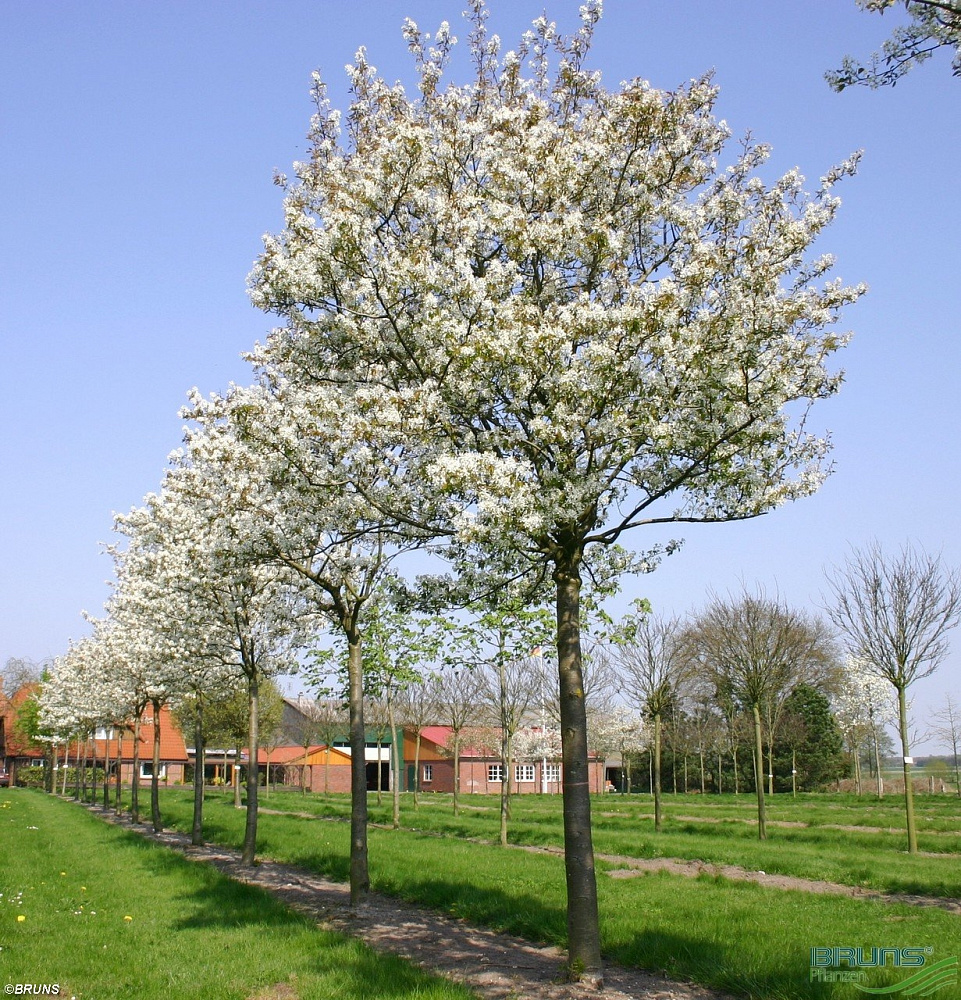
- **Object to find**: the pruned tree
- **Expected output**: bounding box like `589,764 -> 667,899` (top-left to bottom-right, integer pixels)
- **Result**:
611,609 -> 690,830
435,665 -> 484,815
826,542 -> 961,852
467,603 -> 552,847
829,0 -> 961,90
685,591 -> 838,839
247,2 -> 862,977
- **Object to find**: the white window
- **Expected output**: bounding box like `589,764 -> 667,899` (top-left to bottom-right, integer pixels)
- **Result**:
94,726 -> 117,741
515,764 -> 535,783
140,762 -> 166,780
422,764 -> 433,782
544,763 -> 561,783
487,764 -> 503,782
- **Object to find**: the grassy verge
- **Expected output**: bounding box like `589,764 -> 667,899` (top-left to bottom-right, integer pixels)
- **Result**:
154,789 -> 961,1000
0,789 -> 476,1000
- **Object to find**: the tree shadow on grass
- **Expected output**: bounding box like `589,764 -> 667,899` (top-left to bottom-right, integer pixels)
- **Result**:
374,874 -> 569,948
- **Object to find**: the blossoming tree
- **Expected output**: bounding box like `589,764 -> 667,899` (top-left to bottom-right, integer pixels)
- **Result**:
247,1 -> 862,977
112,456 -> 304,859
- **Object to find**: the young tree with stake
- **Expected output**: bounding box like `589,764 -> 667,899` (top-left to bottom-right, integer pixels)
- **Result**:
826,543 -> 961,851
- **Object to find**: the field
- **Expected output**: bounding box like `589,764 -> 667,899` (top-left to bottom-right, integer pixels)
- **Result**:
3,786 -> 959,999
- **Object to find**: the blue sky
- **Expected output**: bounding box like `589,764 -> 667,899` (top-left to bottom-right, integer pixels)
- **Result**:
2,2 -> 958,749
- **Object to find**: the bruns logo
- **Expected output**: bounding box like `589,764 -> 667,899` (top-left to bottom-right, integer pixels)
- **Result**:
810,947 -> 958,994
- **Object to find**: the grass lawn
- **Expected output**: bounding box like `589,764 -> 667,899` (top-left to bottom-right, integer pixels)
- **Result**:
250,786 -> 961,898
149,787 -> 961,1000
0,789 -> 477,1000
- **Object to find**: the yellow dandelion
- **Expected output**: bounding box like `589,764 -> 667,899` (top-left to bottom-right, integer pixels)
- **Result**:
123,915 -> 133,922
16,915 -> 25,923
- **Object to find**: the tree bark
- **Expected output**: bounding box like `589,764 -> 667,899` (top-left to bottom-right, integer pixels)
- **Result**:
241,671 -> 260,866
114,730 -> 123,811
192,696 -> 205,846
102,732 -> 112,809
554,551 -> 602,984
347,632 -> 370,905
897,684 -> 918,854
150,699 -> 163,832
874,731 -> 884,800
388,700 -> 400,830
752,702 -> 766,841
452,731 -> 461,816
653,712 -> 663,832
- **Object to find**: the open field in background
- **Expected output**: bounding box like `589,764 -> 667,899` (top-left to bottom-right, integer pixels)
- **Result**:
0,790 -> 477,1000
144,787 -> 961,1000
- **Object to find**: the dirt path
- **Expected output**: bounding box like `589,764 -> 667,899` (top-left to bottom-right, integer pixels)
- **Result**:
90,806 -> 729,1000
594,854 -> 961,914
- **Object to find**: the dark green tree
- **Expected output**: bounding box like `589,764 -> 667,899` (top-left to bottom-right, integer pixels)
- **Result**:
776,684 -> 845,791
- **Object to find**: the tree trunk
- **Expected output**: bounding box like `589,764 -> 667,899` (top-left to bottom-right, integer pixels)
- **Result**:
498,638 -> 512,849
241,671 -> 260,866
653,712 -> 663,832
347,632 -> 370,905
151,699 -> 162,832
897,684 -> 918,854
452,730 -> 461,816
103,732 -> 112,809
131,715 -> 141,821
388,702 -> 400,830
233,744 -> 242,809
91,736 -> 98,806
114,730 -> 123,811
554,551 -> 602,984
499,729 -> 511,848
732,745 -> 739,796
752,703 -> 766,841
192,696 -> 205,846
791,748 -> 797,799
873,730 -> 884,800
414,731 -> 423,809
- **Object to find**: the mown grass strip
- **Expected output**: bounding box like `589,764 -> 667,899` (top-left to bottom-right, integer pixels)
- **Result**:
0,790 -> 476,1000
157,790 -> 961,1000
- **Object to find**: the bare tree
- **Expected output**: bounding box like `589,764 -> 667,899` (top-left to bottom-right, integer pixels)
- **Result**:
826,543 -> 961,852
2,657 -> 46,698
611,612 -> 690,831
435,666 -> 484,815
685,591 -> 838,840
931,694 -> 961,797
